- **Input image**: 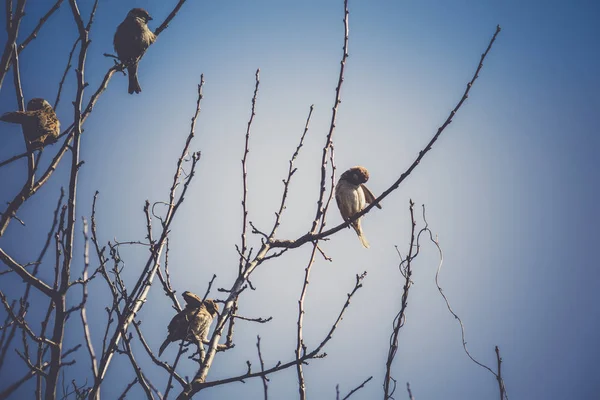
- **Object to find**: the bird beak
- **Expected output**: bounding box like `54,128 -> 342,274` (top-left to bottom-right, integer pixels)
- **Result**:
147,16 -> 153,21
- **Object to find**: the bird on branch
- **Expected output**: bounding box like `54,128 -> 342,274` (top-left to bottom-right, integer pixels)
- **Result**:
0,98 -> 60,150
114,8 -> 156,94
335,166 -> 382,248
159,292 -> 220,357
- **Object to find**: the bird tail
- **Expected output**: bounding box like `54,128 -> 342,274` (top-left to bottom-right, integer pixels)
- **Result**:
158,338 -> 170,356
127,64 -> 141,94
0,111 -> 28,124
351,220 -> 370,249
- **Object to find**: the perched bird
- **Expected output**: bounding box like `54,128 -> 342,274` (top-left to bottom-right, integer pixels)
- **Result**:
0,98 -> 60,150
158,292 -> 219,357
113,8 -> 156,94
335,166 -> 382,248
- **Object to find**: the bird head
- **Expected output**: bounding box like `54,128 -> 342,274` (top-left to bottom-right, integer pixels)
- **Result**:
340,166 -> 370,185
182,291 -> 203,308
127,8 -> 153,23
202,299 -> 220,317
26,98 -> 52,111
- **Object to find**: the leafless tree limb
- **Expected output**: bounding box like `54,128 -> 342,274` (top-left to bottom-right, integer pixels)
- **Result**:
269,104 -> 313,237
384,200 -> 417,399
224,68 -> 260,350
406,382 -> 414,400
0,292 -> 55,346
17,0 -> 64,52
270,25 -> 502,250
80,217 -> 98,382
495,346 -> 507,400
293,2 -> 350,396
0,0 -> 26,91
89,75 -> 205,400
131,320 -> 187,389
0,361 -> 49,399
117,378 -> 138,400
425,202 -> 507,400
176,272 -> 367,398
341,376 -> 372,400
120,329 -> 155,400
54,37 -> 80,110
256,335 -> 268,400
153,0 -> 189,37
0,0 -> 201,236
0,249 -> 55,298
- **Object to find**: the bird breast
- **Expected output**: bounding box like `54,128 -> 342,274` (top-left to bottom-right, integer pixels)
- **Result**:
139,23 -> 156,46
336,180 -> 366,218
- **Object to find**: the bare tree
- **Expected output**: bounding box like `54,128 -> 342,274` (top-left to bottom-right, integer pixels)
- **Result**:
0,1 -> 505,399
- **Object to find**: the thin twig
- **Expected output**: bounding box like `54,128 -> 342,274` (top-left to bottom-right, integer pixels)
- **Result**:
0,0 -> 26,91
384,200 -> 417,399
256,335 -> 268,400
226,68 -> 260,350
267,103 -> 314,242
495,346 -> 507,400
341,376 -> 372,400
54,37 -> 80,110
17,0 -> 64,52
406,382 -> 415,400
80,217 -> 99,380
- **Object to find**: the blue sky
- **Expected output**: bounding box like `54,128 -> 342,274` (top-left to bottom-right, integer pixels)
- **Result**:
0,0 -> 599,399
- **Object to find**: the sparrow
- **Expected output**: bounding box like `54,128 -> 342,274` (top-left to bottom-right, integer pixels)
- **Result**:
158,292 -> 220,357
335,166 -> 382,248
0,98 -> 60,150
113,8 -> 156,94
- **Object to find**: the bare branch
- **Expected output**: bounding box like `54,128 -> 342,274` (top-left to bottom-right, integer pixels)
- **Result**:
54,37 -> 80,110
153,0 -> 189,36
406,382 -> 415,400
0,0 -> 26,91
90,75 -> 205,399
117,378 -> 138,400
268,103 -> 314,240
238,68 -> 260,273
132,320 -> 187,388
0,361 -> 49,399
0,0 -> 196,235
80,217 -> 99,380
384,200 -> 417,399
17,0 -> 64,52
0,249 -> 55,298
0,292 -> 56,347
270,25 -> 502,249
120,329 -> 154,400
177,271 -> 367,397
232,315 -> 272,324
256,335 -> 268,400
495,346 -> 507,400
341,376 -> 372,400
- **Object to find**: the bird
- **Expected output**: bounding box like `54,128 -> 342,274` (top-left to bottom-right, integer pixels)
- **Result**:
113,8 -> 156,94
0,98 -> 60,150
335,166 -> 382,248
158,292 -> 220,357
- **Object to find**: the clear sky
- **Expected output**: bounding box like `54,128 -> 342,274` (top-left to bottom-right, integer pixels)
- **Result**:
0,0 -> 599,399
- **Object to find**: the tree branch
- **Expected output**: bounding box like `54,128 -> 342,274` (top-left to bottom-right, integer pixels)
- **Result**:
270,25 -> 502,249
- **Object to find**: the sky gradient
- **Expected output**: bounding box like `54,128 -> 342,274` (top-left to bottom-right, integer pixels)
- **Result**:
0,1 -> 599,399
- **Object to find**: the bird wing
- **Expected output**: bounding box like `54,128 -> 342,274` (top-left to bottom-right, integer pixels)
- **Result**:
361,184 -> 382,209
0,111 -> 31,124
167,309 -> 188,337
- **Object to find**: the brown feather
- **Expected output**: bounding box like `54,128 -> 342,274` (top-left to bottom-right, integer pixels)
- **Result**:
361,184 -> 382,209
